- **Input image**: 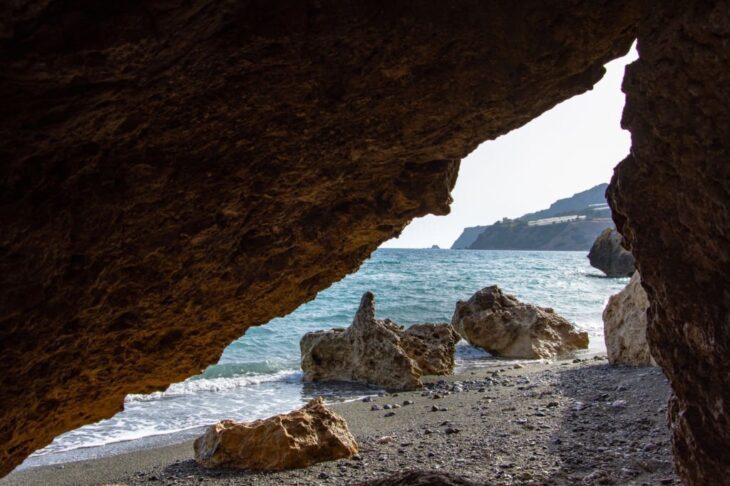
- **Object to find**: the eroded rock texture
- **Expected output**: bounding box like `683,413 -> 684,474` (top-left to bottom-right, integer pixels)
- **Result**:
588,227 -> 635,277
452,286 -> 589,359
301,292 -> 422,390
603,272 -> 654,366
608,2 -> 730,483
300,292 -> 458,390
401,323 -> 459,376
0,1 -> 641,475
193,397 -> 357,470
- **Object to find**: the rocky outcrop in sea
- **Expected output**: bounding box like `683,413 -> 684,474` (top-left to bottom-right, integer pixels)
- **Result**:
451,286 -> 589,359
588,228 -> 635,277
300,292 -> 458,390
193,397 -> 358,470
603,272 -> 655,366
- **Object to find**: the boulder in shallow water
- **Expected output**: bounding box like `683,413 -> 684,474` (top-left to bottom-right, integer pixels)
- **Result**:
588,228 -> 636,277
194,397 -> 357,470
451,286 -> 589,359
300,292 -> 457,390
603,272 -> 655,366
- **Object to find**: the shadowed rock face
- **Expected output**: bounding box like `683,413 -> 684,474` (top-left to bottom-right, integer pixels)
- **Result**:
588,227 -> 635,277
0,0 -> 648,476
608,2 -> 730,484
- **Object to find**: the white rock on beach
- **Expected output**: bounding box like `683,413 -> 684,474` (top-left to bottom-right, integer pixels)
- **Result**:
603,272 -> 656,366
451,285 -> 589,359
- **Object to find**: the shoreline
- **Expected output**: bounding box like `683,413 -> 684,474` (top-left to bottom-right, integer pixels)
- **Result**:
1,357 -> 679,485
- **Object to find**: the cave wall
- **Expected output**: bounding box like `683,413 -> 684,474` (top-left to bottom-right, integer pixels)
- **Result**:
608,1 -> 730,484
0,1 -> 642,474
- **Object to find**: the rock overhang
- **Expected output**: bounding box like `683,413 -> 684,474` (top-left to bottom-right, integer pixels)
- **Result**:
7,2 -> 727,483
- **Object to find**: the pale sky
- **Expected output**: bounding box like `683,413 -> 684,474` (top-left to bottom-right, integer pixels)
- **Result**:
381,45 -> 638,249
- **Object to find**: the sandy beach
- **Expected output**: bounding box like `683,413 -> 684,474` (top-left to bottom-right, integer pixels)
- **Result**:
1,357 -> 679,485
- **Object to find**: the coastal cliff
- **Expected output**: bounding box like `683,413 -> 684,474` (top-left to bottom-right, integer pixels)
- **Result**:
469,219 -> 611,251
452,184 -> 612,250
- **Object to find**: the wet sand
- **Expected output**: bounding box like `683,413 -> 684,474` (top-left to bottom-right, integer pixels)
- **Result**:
1,357 -> 680,485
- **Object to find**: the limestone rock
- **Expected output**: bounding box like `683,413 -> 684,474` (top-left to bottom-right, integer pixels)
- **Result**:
451,286 -> 589,359
402,323 -> 460,375
608,3 -> 730,482
588,228 -> 635,277
0,1 -> 645,474
301,293 -> 420,390
194,397 -> 357,470
603,273 -> 655,366
300,293 -> 457,390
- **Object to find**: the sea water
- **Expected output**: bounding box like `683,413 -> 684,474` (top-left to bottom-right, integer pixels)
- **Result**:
23,249 -> 628,467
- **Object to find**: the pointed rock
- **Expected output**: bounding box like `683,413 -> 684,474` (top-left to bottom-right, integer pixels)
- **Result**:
301,292 -> 458,390
603,272 -> 655,366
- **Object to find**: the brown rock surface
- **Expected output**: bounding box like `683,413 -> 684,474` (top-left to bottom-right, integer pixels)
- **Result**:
301,292 -> 421,390
608,2 -> 730,484
603,272 -> 655,366
300,292 -> 457,390
0,1 -> 644,475
401,323 -> 460,375
587,227 -> 636,277
451,286 -> 589,359
193,397 -> 357,470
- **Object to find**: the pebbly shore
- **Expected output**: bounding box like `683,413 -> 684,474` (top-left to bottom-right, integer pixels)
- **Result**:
0,357 -> 679,485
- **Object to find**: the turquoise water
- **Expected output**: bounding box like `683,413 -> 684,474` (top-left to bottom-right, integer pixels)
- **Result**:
28,249 -> 628,463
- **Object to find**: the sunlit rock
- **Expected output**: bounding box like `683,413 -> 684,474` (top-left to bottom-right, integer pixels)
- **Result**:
300,292 -> 457,390
401,323 -> 460,375
194,397 -> 357,470
603,272 -> 655,366
451,286 -> 589,359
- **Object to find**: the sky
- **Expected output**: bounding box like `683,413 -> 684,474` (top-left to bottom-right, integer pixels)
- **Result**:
381,45 -> 638,249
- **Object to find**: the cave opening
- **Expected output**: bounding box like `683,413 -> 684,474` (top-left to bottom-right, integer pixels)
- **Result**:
2,2 -> 728,483
18,46 -> 651,475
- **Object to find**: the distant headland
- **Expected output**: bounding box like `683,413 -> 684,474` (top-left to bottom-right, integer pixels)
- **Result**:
451,183 -> 613,251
